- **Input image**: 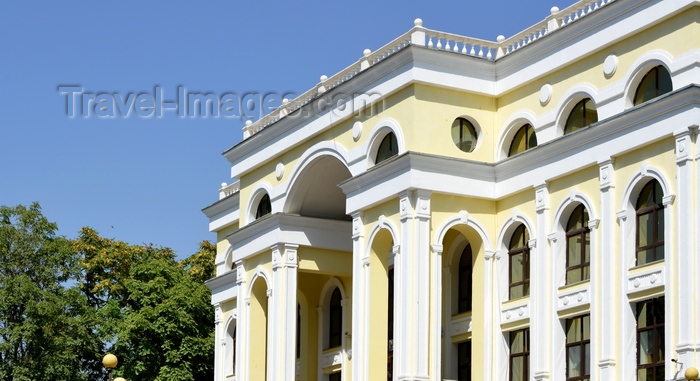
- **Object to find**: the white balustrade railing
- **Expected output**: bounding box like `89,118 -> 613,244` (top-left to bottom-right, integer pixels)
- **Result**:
218,181 -> 240,200
241,0 -> 616,139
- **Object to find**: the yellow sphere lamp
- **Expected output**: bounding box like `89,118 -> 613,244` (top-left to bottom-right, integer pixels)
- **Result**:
114,378 -> 126,381
102,354 -> 119,381
686,367 -> 699,380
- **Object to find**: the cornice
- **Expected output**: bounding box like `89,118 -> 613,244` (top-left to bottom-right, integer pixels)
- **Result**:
201,191 -> 239,218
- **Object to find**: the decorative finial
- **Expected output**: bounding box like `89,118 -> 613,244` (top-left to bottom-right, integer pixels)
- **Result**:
320,75 -> 328,82
282,98 -> 289,103
414,18 -> 423,27
245,120 -> 252,126
221,182 -> 227,188
550,6 -> 560,14
497,35 -> 505,42
363,49 -> 371,57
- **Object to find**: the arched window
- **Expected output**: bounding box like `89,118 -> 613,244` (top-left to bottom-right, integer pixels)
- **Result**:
636,180 -> 664,266
566,205 -> 590,284
564,98 -> 598,135
508,124 -> 538,157
375,132 -> 398,164
452,118 -> 478,153
226,321 -> 237,375
634,66 -> 672,106
328,287 -> 342,348
458,244 -> 473,313
509,225 -> 530,299
255,193 -> 271,219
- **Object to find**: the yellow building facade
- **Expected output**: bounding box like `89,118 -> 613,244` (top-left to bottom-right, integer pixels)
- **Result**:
203,0 -> 700,380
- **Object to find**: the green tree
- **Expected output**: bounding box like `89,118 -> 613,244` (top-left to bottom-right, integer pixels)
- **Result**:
0,203 -> 101,381
75,228 -> 215,381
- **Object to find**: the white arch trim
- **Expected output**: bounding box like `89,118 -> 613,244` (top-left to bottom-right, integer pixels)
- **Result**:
365,215 -> 400,255
283,141 -> 353,198
620,163 -> 673,211
496,110 -> 538,161
246,266 -> 272,298
319,277 -> 348,307
554,83 -> 601,135
551,189 -> 598,232
432,210 -> 493,253
496,210 -> 537,251
246,182 -> 273,226
622,50 -> 675,108
366,118 -> 405,166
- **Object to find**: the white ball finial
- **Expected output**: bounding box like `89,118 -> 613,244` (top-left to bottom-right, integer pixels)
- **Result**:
320,75 -> 328,82
550,6 -> 560,14
221,182 -> 228,188
363,49 -> 371,57
282,98 -> 289,104
245,120 -> 252,126
497,35 -> 505,42
414,18 -> 423,27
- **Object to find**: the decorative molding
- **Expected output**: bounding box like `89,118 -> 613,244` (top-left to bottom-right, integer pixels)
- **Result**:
501,300 -> 530,324
627,266 -> 665,295
557,285 -> 591,311
320,349 -> 343,368
450,315 -> 473,336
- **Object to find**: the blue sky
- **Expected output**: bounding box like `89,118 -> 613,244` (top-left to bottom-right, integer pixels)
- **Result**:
0,0 -> 576,259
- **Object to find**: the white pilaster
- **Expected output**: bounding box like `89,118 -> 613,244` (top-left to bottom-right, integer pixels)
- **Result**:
532,183 -> 550,381
483,250 -> 496,381
214,303 -> 223,381
597,158 -> 616,381
235,260 -> 248,381
430,244 -> 443,381
350,211 -> 367,381
270,243 -> 299,381
674,127 -> 698,367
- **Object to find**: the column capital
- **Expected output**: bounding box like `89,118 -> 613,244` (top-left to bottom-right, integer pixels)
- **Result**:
598,158 -> 615,190
534,183 -> 549,213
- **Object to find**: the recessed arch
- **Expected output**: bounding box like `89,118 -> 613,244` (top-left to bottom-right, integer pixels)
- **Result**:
284,153 -> 352,221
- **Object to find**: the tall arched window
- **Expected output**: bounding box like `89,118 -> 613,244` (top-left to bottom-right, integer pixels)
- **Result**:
458,244 -> 473,313
509,225 -> 530,299
636,180 -> 665,266
452,118 -> 478,153
328,287 -> 342,348
566,205 -> 590,284
255,193 -> 271,219
375,132 -> 398,164
634,66 -> 672,105
226,321 -> 237,375
508,124 -> 538,157
564,98 -> 598,135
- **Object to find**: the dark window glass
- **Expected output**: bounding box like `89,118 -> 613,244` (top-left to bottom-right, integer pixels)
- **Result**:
566,205 -> 590,284
509,225 -> 530,299
510,328 -> 530,381
508,124 -> 538,157
636,180 -> 664,265
458,341 -> 472,381
328,288 -> 343,348
564,98 -> 598,134
452,118 -> 478,153
387,268 -> 394,381
566,315 -> 590,381
458,244 -> 473,313
376,133 -> 398,164
634,66 -> 672,106
255,193 -> 271,219
329,372 -> 342,381
637,298 -> 665,381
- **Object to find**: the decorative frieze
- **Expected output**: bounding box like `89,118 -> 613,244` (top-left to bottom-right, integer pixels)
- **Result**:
557,285 -> 590,311
627,267 -> 664,295
450,315 -> 472,336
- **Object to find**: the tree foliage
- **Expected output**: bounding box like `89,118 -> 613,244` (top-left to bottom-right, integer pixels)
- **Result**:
0,204 -> 215,381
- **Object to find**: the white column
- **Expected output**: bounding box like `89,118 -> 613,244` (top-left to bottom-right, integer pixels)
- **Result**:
235,260 -> 248,381
398,190 -> 431,380
350,211 -> 367,381
597,158 -> 616,381
270,243 -> 299,381
532,183 -> 551,381
483,250 -> 496,381
430,244 -> 443,381
674,127 -> 698,367
214,303 -> 223,381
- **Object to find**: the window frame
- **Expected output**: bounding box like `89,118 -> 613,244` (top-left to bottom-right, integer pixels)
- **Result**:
375,132 -> 398,164
451,117 -> 478,153
508,124 -> 538,157
564,98 -> 598,135
633,65 -> 672,106
509,328 -> 530,381
458,244 -> 473,313
635,180 -> 665,266
565,314 -> 590,381
508,225 -> 531,299
328,287 -> 343,349
565,205 -> 590,284
255,193 -> 271,219
636,298 -> 665,381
